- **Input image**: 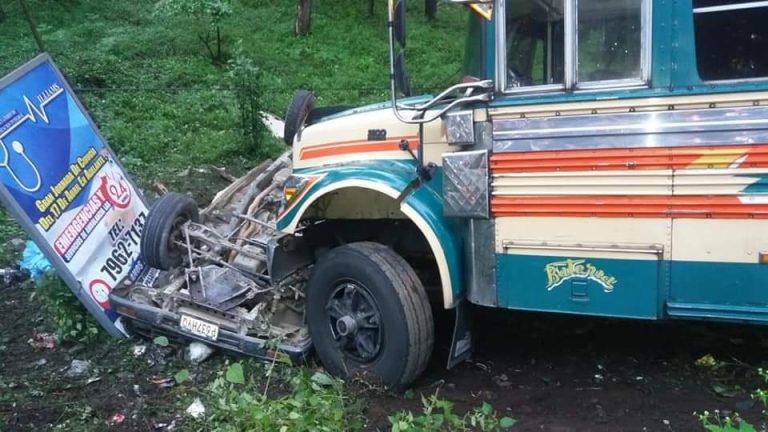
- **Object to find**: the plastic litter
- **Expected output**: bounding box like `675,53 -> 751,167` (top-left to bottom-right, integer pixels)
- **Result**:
109,413 -> 126,425
18,240 -> 52,282
27,330 -> 55,350
187,342 -> 215,365
186,398 -> 205,418
64,359 -> 92,379
150,376 -> 175,389
132,344 -> 147,357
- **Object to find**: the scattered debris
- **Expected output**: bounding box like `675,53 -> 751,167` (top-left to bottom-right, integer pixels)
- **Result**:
0,267 -> 28,286
64,359 -> 92,379
260,111 -> 286,139
18,241 -> 52,282
27,330 -> 55,350
210,165 -> 238,182
132,344 -> 147,357
109,413 -> 126,426
494,374 -> 512,388
153,181 -> 169,195
85,376 -> 102,386
31,358 -> 47,367
8,237 -> 25,251
187,341 -> 215,365
695,354 -> 717,368
150,376 -> 175,389
186,398 -> 205,418
711,383 -> 739,398
594,373 -> 605,383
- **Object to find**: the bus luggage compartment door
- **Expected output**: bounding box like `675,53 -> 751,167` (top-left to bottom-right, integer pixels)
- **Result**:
496,241 -> 664,319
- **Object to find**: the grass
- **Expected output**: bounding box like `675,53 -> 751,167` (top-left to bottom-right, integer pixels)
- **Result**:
0,0 -> 467,187
0,0 -> 468,257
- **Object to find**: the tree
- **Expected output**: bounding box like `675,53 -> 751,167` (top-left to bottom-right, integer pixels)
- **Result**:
295,0 -> 311,36
425,0 -> 437,19
155,0 -> 232,65
0,2 -> 6,23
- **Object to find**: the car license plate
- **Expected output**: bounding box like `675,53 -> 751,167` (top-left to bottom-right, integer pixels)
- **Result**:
179,315 -> 219,341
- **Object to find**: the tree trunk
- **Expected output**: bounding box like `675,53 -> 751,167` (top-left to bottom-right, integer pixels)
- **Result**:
19,0 -> 46,52
368,0 -> 375,16
295,0 -> 312,36
0,2 -> 6,23
425,0 -> 437,19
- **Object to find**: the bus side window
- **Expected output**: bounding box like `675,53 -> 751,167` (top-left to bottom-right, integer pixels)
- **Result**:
505,0 -> 565,88
577,0 -> 643,83
693,1 -> 768,81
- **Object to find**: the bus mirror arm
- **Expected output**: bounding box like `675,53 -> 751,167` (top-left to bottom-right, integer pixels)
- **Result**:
393,90 -> 492,125
403,80 -> 493,112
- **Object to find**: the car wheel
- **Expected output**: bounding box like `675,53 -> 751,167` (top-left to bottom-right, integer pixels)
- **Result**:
306,242 -> 434,389
283,89 -> 315,146
140,192 -> 199,270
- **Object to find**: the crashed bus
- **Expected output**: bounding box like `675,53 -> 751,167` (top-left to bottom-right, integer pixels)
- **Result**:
68,0 -> 768,388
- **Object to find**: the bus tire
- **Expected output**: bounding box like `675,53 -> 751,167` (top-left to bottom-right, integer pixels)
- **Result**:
306,241 -> 434,389
140,192 -> 199,270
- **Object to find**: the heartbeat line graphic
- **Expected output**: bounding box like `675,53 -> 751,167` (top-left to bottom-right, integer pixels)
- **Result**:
0,85 -> 65,140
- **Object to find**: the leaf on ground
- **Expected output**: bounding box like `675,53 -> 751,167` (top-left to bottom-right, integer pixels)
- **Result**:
175,369 -> 190,384
153,336 -> 169,347
711,383 -> 738,398
225,363 -> 245,384
500,417 -> 517,428
311,371 -> 335,387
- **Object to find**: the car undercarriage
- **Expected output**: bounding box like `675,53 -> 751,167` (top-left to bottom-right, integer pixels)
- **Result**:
109,153 -> 314,362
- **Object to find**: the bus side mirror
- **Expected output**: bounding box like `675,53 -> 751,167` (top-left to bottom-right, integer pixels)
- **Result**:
390,0 -> 411,97
394,52 -> 412,97
393,0 -> 406,48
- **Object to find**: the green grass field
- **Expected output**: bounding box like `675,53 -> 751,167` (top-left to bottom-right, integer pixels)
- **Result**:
0,0 -> 467,185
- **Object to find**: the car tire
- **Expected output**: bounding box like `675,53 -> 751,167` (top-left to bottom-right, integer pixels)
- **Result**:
306,241 -> 434,389
140,192 -> 199,270
283,89 -> 315,146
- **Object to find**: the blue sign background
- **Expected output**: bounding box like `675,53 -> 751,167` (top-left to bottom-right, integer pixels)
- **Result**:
0,61 -> 103,222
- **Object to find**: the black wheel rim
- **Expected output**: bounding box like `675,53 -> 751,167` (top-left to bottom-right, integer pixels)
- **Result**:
326,280 -> 383,363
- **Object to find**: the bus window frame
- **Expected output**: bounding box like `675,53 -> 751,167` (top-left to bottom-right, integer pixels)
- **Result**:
495,0 -> 652,95
693,0 -> 768,85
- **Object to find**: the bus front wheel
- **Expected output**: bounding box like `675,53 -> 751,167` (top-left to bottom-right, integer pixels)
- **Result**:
306,242 -> 434,389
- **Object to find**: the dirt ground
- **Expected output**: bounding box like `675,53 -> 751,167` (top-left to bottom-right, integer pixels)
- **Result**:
2,276 -> 767,432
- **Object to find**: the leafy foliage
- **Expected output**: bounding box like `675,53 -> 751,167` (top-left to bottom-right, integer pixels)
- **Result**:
187,363 -> 363,432
0,210 -> 24,267
32,276 -> 104,344
697,368 -> 768,431
389,390 -> 516,431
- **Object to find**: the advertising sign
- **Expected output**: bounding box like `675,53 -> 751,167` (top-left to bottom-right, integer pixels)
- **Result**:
0,54 -> 149,337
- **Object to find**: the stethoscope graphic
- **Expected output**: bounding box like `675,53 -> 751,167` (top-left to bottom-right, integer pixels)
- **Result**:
0,138 -> 42,192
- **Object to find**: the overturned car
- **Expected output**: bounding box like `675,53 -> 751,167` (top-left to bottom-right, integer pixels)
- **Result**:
109,155 -> 315,362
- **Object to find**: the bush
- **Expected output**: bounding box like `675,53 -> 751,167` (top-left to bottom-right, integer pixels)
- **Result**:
187,362 -> 363,431
32,276 -> 104,344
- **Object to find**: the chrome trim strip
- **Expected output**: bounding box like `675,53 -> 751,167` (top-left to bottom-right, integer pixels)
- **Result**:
495,0 -> 507,93
493,105 -> 768,152
502,240 -> 664,255
564,0 -> 576,89
693,1 -> 768,13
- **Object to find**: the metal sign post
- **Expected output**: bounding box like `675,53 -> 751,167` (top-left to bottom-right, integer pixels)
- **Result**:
0,54 -> 150,337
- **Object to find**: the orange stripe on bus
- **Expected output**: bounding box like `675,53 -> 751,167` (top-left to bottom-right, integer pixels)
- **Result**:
490,144 -> 768,173
299,135 -> 418,160
491,195 -> 768,218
